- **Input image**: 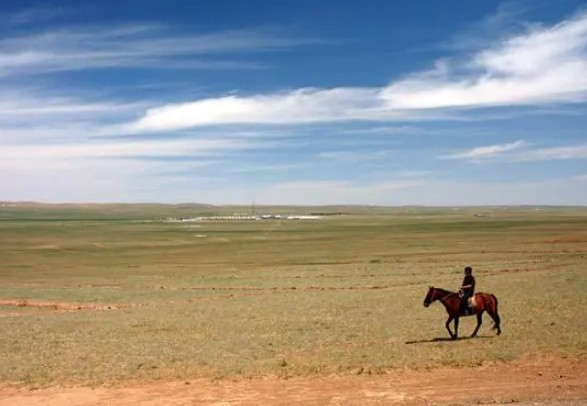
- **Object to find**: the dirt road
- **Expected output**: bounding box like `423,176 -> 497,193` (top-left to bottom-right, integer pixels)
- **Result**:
0,357 -> 585,405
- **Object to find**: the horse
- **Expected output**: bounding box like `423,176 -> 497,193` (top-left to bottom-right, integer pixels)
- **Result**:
423,286 -> 501,339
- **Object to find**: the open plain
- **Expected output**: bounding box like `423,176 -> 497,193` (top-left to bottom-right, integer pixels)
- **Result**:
0,204 -> 586,404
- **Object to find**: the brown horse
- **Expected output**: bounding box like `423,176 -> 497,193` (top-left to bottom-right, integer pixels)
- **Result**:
423,287 -> 501,339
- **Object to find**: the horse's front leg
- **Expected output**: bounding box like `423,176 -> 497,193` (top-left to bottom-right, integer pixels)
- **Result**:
453,317 -> 460,340
445,316 -> 456,339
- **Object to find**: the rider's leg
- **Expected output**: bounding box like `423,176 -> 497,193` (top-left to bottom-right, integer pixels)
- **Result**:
460,293 -> 470,315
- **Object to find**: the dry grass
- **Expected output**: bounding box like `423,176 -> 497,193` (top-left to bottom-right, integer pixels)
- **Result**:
0,204 -> 586,386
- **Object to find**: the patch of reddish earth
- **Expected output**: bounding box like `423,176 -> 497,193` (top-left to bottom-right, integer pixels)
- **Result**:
0,357 -> 585,405
0,299 -> 126,311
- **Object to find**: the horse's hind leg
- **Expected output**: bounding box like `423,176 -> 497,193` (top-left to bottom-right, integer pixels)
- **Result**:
445,316 -> 456,339
489,311 -> 501,335
492,311 -> 501,335
487,296 -> 502,335
471,313 -> 482,337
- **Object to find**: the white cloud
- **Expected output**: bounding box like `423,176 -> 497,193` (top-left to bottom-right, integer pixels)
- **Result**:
0,97 -> 142,119
0,25 -> 315,76
3,6 -> 71,26
0,137 -> 251,203
2,138 -> 252,160
0,124 -> 113,143
445,140 -> 527,160
381,11 -> 587,109
340,126 -> 417,135
226,163 -> 306,173
318,150 -> 396,163
0,87 -> 148,139
446,1 -> 532,52
132,88 -> 385,131
510,143 -> 587,162
446,141 -> 587,162
2,7 -> 586,205
131,11 -> 587,131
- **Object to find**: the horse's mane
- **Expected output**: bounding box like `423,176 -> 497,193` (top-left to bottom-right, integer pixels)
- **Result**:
432,287 -> 457,296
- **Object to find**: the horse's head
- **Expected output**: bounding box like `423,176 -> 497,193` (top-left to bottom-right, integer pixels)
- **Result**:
423,286 -> 436,307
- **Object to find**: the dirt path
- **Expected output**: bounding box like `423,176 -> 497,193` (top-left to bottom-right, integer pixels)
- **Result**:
0,357 -> 585,405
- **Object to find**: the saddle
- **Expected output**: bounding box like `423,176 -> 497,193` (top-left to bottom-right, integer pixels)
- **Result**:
459,293 -> 478,315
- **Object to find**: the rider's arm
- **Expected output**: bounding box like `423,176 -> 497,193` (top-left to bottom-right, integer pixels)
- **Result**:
461,276 -> 474,290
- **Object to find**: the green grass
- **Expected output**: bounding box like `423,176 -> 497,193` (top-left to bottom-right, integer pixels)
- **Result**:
0,204 -> 586,386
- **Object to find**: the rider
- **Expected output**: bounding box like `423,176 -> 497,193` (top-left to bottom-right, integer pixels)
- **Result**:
459,266 -> 476,315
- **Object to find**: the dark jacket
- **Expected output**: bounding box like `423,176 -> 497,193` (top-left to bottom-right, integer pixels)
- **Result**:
461,274 -> 475,296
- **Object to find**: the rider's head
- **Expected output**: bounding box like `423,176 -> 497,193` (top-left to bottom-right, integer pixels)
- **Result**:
464,266 -> 473,275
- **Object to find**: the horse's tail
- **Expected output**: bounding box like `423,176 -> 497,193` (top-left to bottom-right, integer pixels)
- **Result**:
490,294 -> 501,333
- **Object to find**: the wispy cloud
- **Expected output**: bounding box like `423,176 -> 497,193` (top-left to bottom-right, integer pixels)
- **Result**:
2,138 -> 253,160
226,163 -> 306,173
340,126 -> 417,135
445,140 -> 527,160
0,88 -> 150,144
0,136 -> 255,202
2,6 -> 72,26
0,25 -> 316,76
510,143 -> 587,162
0,93 -> 144,119
446,1 -> 536,51
381,10 -> 587,109
131,11 -> 587,130
445,141 -> 587,162
132,87 -> 384,130
1,4 -> 586,205
318,150 -> 396,163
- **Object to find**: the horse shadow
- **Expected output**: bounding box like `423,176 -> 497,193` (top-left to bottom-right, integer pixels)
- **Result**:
404,335 -> 493,345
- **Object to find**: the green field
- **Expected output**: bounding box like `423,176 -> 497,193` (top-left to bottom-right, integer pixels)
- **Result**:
1,204 -> 586,386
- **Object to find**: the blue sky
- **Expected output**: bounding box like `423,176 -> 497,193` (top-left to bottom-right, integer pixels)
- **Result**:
1,0 -> 587,205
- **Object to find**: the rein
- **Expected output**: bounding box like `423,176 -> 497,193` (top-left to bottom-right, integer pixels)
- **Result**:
435,290 -> 457,303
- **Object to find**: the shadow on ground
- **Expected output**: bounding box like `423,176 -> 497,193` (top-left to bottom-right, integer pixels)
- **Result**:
405,335 -> 493,344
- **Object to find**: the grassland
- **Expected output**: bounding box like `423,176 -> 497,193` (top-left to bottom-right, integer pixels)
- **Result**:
0,204 -> 586,387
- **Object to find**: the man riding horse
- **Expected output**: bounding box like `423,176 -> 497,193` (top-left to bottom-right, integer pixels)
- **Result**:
423,265 -> 501,339
459,266 -> 475,315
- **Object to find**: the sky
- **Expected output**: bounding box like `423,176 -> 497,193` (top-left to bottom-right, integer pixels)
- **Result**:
1,0 -> 587,206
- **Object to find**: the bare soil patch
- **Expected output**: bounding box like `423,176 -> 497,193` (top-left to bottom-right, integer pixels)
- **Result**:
0,357 -> 584,405
0,299 -> 127,311
544,233 -> 587,244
